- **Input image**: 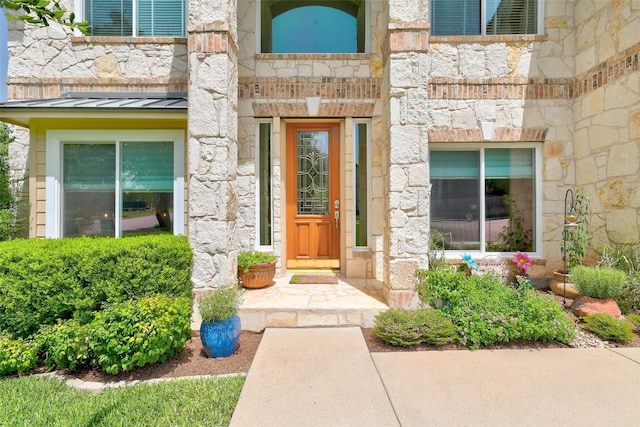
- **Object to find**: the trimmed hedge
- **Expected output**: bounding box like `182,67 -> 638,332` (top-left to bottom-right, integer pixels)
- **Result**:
35,295 -> 192,374
0,235 -> 193,338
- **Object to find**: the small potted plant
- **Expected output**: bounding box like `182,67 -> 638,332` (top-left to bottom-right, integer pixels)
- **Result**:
569,266 -> 625,318
237,251 -> 277,289
198,284 -> 243,358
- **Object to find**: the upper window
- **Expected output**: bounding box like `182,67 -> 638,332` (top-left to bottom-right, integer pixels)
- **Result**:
85,0 -> 186,36
431,0 -> 540,36
260,0 -> 367,53
429,146 -> 539,254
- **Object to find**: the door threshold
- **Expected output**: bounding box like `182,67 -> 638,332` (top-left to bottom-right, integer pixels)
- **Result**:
286,268 -> 341,275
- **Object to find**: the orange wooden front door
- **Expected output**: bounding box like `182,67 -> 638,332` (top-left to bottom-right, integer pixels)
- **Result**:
286,123 -> 340,269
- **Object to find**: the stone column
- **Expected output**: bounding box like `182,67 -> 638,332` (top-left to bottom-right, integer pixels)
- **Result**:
382,1 -> 430,307
187,3 -> 239,290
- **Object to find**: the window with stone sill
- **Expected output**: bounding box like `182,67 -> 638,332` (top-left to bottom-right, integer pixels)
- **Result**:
259,0 -> 368,53
431,0 -> 542,36
429,145 -> 540,254
82,0 -> 186,37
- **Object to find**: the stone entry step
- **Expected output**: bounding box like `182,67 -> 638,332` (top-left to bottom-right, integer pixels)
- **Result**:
238,275 -> 389,331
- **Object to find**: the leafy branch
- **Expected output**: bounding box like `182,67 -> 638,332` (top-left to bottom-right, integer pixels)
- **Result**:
2,0 -> 89,34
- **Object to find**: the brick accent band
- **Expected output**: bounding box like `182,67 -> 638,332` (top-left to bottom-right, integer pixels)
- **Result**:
428,127 -> 547,142
575,42 -> 640,97
239,77 -> 381,100
188,30 -> 232,55
7,77 -> 187,100
388,29 -> 430,52
428,78 -> 574,100
252,101 -> 375,117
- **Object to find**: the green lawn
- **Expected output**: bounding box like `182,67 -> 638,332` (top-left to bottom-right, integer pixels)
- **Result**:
0,375 -> 245,426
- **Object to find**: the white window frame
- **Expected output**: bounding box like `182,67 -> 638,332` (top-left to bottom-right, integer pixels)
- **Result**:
255,0 -> 371,54
429,142 -> 542,257
431,0 -> 544,36
74,0 -> 187,37
255,119 -> 274,251
353,119 -> 371,250
46,129 -> 185,238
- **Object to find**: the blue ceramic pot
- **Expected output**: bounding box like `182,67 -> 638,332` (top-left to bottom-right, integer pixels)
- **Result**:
200,315 -> 241,358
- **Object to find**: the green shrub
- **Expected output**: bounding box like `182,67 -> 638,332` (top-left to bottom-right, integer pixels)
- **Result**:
0,125 -> 22,242
570,266 -> 626,299
35,320 -> 91,371
87,295 -> 192,374
0,334 -> 37,377
616,273 -> 640,314
626,314 -> 640,330
417,270 -> 576,349
198,285 -> 243,323
373,308 -> 457,347
597,243 -> 640,275
416,267 -> 467,305
0,235 -> 193,337
583,313 -> 635,343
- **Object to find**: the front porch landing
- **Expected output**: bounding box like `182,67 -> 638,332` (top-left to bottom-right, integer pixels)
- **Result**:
239,274 -> 389,331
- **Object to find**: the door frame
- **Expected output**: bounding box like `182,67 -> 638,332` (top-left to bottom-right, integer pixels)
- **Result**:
284,121 -> 342,270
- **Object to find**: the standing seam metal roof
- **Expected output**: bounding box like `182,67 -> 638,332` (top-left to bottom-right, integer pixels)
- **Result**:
0,92 -> 188,109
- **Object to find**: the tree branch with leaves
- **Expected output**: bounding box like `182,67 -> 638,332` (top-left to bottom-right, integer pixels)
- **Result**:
2,0 -> 88,34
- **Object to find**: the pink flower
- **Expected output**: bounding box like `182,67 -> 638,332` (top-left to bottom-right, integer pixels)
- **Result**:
512,251 -> 533,275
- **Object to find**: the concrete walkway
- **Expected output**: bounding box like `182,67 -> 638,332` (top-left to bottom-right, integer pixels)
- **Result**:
230,327 -> 640,427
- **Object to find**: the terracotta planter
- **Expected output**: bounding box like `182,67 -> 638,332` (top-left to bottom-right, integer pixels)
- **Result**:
238,260 -> 277,289
549,270 -> 582,300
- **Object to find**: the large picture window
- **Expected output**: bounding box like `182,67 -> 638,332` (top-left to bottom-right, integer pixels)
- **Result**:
47,130 -> 184,238
430,146 -> 538,253
260,0 -> 367,53
85,0 -> 186,36
431,0 -> 540,36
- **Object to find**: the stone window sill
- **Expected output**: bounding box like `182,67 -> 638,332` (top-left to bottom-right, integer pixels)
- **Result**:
429,34 -> 547,43
256,53 -> 371,61
71,36 -> 187,45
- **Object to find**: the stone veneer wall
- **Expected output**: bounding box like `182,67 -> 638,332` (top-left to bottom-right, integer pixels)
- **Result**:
187,6 -> 240,290
380,0 -> 431,307
571,0 -> 640,257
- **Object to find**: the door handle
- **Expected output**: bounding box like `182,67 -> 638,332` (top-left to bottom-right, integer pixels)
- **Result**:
334,210 -> 339,228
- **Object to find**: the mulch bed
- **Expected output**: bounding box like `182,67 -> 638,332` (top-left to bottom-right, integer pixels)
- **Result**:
65,331 -> 263,383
